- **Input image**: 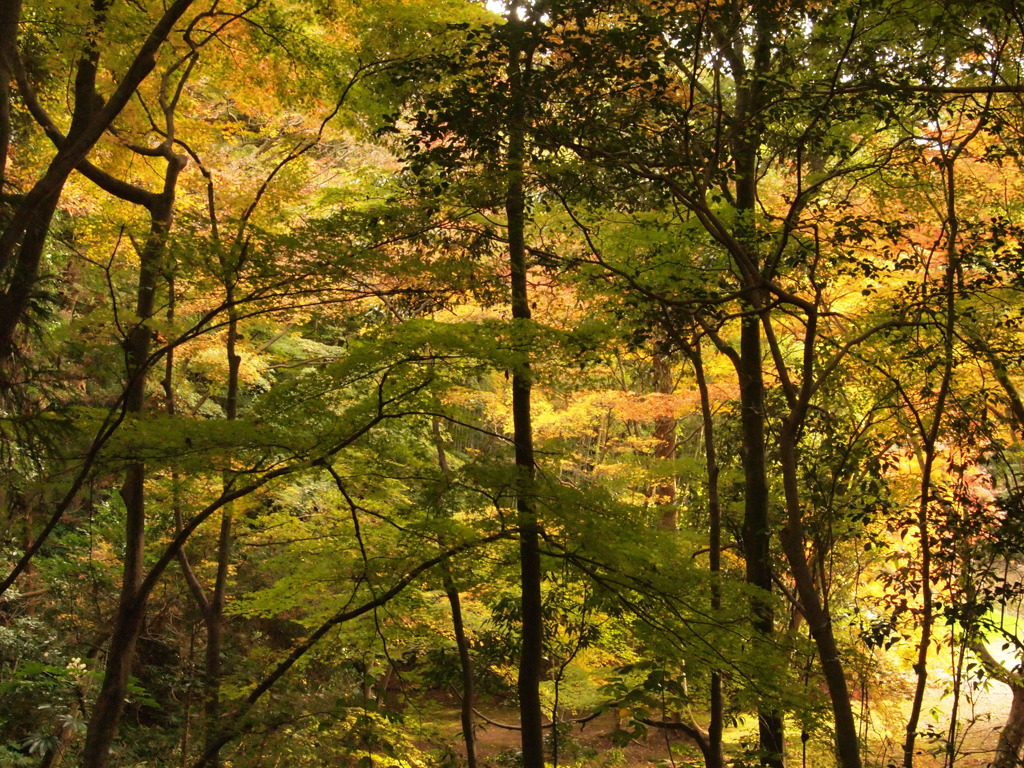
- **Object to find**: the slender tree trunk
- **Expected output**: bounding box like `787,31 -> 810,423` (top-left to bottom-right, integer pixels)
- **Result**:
203,287 -> 239,768
777,421 -> 861,768
903,153 -> 961,768
164,274 -> 208,768
180,628 -> 196,768
38,722 -> 73,768
686,336 -> 724,768
901,449 -> 936,768
944,633 -> 970,768
505,12 -> 544,767
171,273 -> 237,768
434,417 -> 478,768
445,573 -> 478,768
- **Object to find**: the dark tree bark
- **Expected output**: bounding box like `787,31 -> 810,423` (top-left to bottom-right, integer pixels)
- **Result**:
737,315 -> 784,766
445,574 -> 479,768
505,10 -> 544,767
777,419 -> 861,768
81,148 -> 183,768
201,284 -> 240,768
0,0 -> 196,356
0,0 -> 21,197
730,4 -> 785,757
70,54 -> 189,762
434,417 -> 479,768
165,247 -> 232,768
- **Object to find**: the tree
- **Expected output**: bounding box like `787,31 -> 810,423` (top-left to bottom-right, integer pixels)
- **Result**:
519,2 -> 1024,764
0,0 -> 199,357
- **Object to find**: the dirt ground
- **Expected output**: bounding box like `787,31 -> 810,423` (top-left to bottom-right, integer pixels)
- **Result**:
428,702 -> 703,767
412,681 -> 1018,767
911,678 -> 1014,768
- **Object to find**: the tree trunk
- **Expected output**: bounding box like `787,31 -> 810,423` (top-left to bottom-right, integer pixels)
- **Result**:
684,339 -> 724,768
995,687 -> 1024,768
0,0 -> 196,356
901,448 -> 936,768
505,12 -> 544,767
0,0 -> 21,196
903,154 -> 961,768
203,286 -> 240,768
435,417 -> 478,768
686,336 -> 724,768
445,573 -> 478,768
738,315 -> 785,767
80,152 -> 182,768
731,5 -> 784,757
778,422 -> 861,768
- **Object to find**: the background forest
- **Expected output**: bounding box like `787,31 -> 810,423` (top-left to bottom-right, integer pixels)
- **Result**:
2,1 -> 1024,767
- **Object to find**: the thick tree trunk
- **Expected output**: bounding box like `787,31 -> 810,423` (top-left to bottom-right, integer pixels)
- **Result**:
505,13 -> 544,767
0,190 -> 63,354
80,153 -> 182,768
0,0 -> 195,356
738,316 -> 785,767
0,0 -> 21,196
995,687 -> 1024,768
730,4 -> 785,755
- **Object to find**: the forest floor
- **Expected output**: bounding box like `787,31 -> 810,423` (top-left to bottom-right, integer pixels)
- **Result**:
418,697 -> 706,767
411,681 -> 1016,767
907,677 -> 1012,768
